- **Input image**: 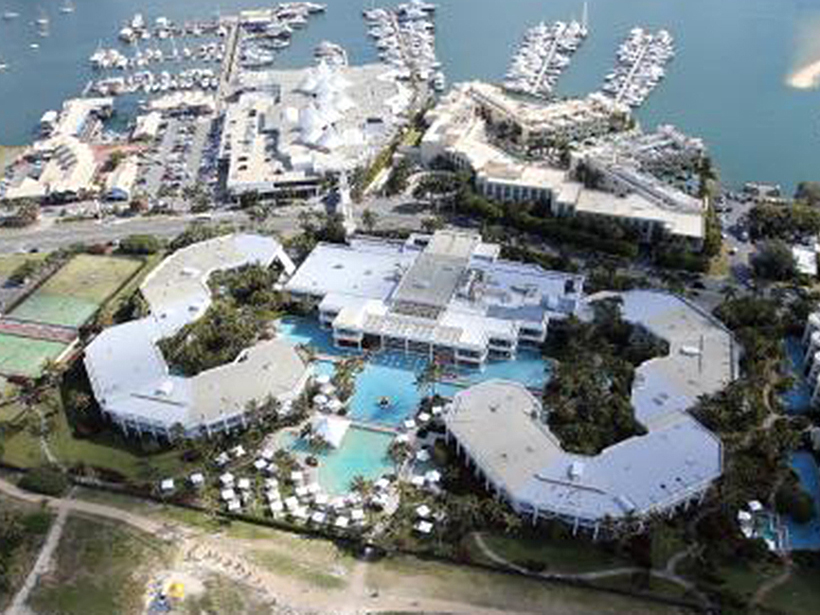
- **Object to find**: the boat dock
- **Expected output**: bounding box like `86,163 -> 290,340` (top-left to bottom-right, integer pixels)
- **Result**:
600,27 -> 674,108
503,16 -> 588,99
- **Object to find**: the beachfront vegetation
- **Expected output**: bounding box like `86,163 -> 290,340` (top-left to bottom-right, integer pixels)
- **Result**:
748,202 -> 820,241
751,240 -> 799,282
0,501 -> 53,609
542,296 -> 666,454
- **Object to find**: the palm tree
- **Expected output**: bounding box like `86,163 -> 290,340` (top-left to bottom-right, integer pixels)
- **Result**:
415,360 -> 444,399
350,475 -> 375,499
361,208 -> 378,233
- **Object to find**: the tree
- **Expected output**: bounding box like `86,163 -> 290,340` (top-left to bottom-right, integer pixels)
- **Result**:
751,240 -> 797,281
361,208 -> 378,233
421,215 -> 444,233
415,360 -> 444,398
795,181 -> 820,207
119,234 -> 161,255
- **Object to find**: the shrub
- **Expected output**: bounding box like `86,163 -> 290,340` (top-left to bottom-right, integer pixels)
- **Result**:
19,467 -> 70,497
119,234 -> 162,255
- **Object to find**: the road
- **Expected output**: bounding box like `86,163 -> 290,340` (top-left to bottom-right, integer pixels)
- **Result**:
0,212 -> 245,254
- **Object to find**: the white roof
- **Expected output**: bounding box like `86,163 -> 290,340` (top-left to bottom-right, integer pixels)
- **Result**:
314,415 -> 351,448
84,235 -> 305,432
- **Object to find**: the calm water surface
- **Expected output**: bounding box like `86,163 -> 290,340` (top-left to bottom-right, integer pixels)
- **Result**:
1,0 -> 819,189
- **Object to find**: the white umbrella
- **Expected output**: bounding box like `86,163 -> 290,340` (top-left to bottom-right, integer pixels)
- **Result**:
320,383 -> 337,395
415,449 -> 431,462
313,394 -> 329,407
416,504 -> 432,518
335,516 -> 350,528
316,374 -> 331,385
425,470 -> 441,484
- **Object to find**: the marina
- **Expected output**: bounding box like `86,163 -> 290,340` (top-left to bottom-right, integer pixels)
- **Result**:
600,27 -> 674,108
503,8 -> 588,99
363,0 -> 444,91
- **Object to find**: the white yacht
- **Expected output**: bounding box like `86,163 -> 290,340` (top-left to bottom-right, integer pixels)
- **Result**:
60,0 -> 75,15
2,11 -> 20,20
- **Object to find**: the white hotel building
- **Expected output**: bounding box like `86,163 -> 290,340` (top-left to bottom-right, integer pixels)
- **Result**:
444,291 -> 737,534
285,230 -> 584,366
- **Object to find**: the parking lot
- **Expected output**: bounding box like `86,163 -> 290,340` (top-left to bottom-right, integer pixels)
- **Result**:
135,113 -> 219,207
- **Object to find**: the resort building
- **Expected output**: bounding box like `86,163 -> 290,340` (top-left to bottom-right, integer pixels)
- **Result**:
419,82 -> 706,247
443,290 -> 737,534
220,62 -> 412,199
799,311 -> 820,405
285,230 -> 584,366
84,234 -> 308,439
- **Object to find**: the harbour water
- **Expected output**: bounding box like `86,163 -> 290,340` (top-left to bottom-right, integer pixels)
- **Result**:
1,0 -> 819,190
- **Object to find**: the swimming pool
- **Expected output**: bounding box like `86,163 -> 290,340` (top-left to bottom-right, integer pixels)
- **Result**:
279,316 -> 552,425
781,337 -> 812,414
276,316 -> 354,357
785,451 -> 820,551
281,426 -> 395,496
347,353 -> 429,426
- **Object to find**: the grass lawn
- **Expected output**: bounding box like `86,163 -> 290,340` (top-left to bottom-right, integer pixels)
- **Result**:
0,393 -> 194,480
27,514 -> 171,615
365,556 -> 684,615
473,531 -> 632,574
591,573 -> 694,603
762,565 -> 820,615
10,255 -> 143,327
0,253 -> 47,280
0,498 -> 54,612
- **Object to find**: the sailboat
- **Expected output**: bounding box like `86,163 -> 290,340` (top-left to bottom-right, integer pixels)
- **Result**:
60,0 -> 76,14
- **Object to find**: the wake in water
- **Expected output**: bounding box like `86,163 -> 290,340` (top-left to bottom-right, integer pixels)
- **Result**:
787,13 -> 820,89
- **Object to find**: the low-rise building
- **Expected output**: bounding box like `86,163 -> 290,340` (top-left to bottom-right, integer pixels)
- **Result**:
443,290 -> 736,534
84,234 -> 306,439
285,230 -> 584,366
220,62 -> 412,199
420,82 -> 706,247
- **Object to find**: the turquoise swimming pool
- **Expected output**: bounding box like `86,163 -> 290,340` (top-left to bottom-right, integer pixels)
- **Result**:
279,317 -> 552,426
781,337 -> 813,414
282,426 -> 395,496
786,451 -> 820,551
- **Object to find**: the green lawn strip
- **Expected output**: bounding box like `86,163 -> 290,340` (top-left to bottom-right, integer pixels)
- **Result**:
366,556 -> 680,615
27,514 -> 171,615
36,254 -> 143,304
479,532 -> 632,574
762,565 -> 820,615
0,253 -> 47,279
95,251 -> 163,321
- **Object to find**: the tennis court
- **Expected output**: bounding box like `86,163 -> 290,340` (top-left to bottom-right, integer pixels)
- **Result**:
9,255 -> 142,328
0,334 -> 67,377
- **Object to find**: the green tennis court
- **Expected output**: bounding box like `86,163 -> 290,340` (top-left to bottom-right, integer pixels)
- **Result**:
0,334 -> 67,377
9,294 -> 100,328
9,254 -> 143,328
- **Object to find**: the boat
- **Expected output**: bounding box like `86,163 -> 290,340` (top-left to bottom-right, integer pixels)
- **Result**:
35,8 -> 49,26
30,43 -> 40,50
432,71 -> 445,91
60,0 -> 75,14
2,11 -> 20,20
0,59 -> 7,71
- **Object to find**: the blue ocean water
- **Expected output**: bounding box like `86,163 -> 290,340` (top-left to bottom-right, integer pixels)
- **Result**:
1,0 -> 820,190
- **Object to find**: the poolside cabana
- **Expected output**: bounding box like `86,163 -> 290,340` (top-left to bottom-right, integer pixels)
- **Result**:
313,415 -> 351,448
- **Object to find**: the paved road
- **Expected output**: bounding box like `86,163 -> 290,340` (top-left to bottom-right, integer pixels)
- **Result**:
0,211 -> 246,254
